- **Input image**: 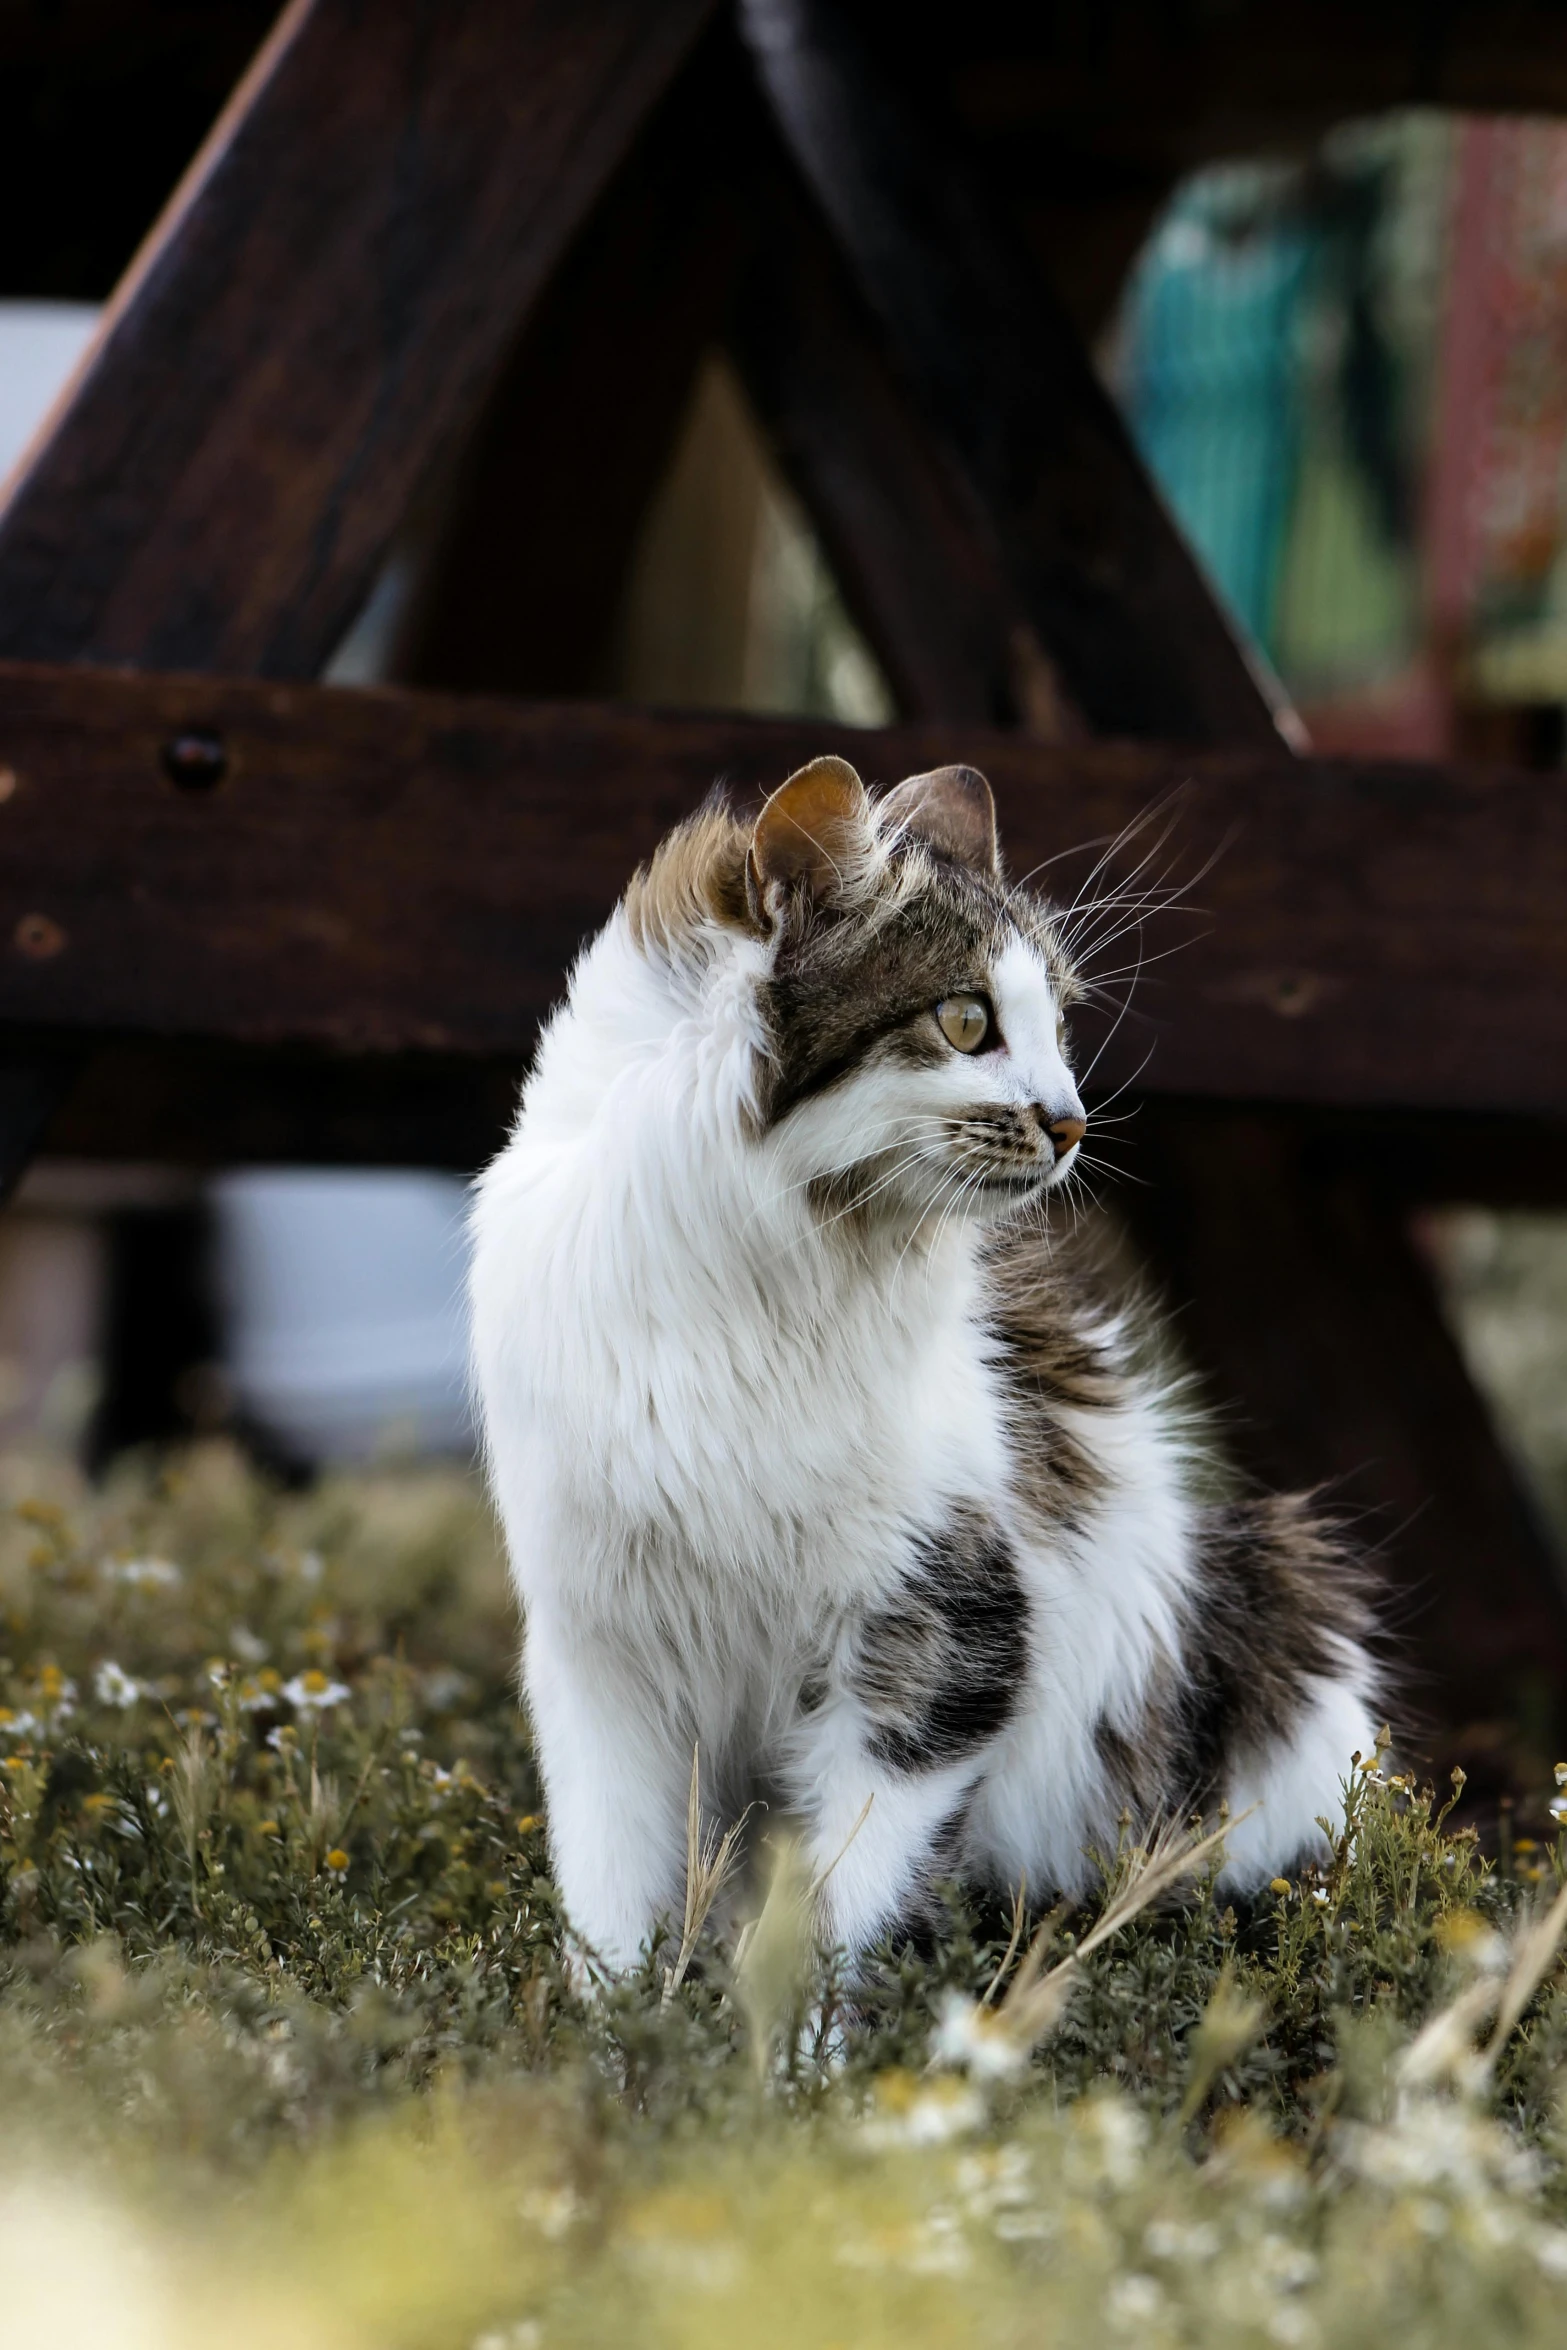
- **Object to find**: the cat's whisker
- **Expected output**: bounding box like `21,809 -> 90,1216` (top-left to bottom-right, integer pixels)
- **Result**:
1076,929 -> 1208,988
1038,788 -> 1192,931
1075,943 -> 1152,1094
1083,1041 -> 1160,1123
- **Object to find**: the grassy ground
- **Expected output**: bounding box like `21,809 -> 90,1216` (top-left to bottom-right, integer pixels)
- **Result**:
4,1441 -> 1567,2349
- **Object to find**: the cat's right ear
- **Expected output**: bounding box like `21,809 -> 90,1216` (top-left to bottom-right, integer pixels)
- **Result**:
745,756 -> 871,932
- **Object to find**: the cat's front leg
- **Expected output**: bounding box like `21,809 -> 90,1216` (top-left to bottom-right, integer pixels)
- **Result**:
787,1517 -> 1027,1956
791,1700 -> 985,1957
523,1613 -> 690,1974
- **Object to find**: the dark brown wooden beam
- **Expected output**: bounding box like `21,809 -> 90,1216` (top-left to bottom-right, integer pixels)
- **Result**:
739,0 -> 1290,750
725,132 -> 1069,734
0,661 -> 1565,1122
0,0 -> 718,679
1121,1105 -> 1567,1786
396,27 -> 747,699
42,1042 -> 521,1174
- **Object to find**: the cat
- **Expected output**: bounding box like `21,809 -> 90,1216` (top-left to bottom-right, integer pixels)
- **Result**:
469,754 -> 1380,1972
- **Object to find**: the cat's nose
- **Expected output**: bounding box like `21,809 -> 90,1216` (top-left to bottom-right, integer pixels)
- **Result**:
1046,1114 -> 1086,1159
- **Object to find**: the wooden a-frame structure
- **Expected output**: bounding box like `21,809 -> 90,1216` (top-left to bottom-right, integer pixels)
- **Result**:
0,0 -> 1564,1786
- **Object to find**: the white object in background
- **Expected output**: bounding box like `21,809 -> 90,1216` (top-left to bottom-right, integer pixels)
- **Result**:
0,302 -> 99,488
213,1172 -> 473,1462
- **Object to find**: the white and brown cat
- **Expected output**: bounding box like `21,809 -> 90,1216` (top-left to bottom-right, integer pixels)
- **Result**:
470,756 -> 1379,1970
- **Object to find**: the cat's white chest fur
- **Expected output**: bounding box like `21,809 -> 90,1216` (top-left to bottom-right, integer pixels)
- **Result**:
473,911 -> 1010,1637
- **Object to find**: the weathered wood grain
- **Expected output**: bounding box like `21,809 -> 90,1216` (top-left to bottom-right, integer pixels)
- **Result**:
398,26 -> 746,698
726,133 -> 1055,731
0,0 -> 717,677
0,662 -> 1563,1121
739,0 -> 1290,749
1123,1106 -> 1567,1780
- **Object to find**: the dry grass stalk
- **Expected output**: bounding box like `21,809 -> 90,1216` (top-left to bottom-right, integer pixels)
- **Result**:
662,1743 -> 752,2007
980,1877 -> 1030,2008
1479,1871 -> 1567,2075
995,1810 -> 1252,2052
808,1794 -> 874,1905
734,1833 -> 816,2078
1397,1871 -> 1567,2096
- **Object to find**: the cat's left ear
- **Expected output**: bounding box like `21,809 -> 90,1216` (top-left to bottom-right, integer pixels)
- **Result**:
746,756 -> 871,930
880,764 -> 999,876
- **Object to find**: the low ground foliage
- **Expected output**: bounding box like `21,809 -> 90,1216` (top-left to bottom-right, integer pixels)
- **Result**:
2,1442 -> 1566,2347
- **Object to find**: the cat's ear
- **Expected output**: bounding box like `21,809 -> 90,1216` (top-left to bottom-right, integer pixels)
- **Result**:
746,755 -> 871,930
879,764 -> 999,876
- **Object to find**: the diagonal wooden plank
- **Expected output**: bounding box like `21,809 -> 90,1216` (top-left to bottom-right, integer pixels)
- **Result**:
725,125 -> 1077,734
0,661 -> 1565,1121
397,27 -> 746,698
739,0 -> 1292,750
1124,1108 -> 1567,1784
0,0 -> 718,678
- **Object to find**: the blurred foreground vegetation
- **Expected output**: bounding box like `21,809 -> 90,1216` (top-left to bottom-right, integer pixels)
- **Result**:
3,1443 -> 1567,2348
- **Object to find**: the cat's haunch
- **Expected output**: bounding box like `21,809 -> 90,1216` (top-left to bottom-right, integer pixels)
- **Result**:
469,757 -> 1380,1970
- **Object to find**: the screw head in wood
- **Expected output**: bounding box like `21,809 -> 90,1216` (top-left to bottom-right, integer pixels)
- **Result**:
14,912 -> 65,959
162,730 -> 228,791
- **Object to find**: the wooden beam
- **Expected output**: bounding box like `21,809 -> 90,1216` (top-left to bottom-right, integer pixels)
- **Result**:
396,27 -> 746,698
739,0 -> 1289,750
725,133 -> 1063,733
0,0 -> 718,678
43,1043 -> 521,1175
1,661 -> 1565,1123
1122,1106 -> 1567,1786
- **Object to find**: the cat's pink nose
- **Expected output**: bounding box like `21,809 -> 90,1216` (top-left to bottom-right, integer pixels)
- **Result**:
1048,1116 -> 1086,1158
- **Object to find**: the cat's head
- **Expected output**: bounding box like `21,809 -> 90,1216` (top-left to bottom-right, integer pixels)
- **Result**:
627,755 -> 1086,1233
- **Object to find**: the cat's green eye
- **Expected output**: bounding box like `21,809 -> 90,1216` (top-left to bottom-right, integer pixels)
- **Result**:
936,995 -> 990,1053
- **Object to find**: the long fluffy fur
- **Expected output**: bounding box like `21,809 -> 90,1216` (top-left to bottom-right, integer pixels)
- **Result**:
470,770 -> 1380,1968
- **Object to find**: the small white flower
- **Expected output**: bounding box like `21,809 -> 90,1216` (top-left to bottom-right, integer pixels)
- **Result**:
0,1709 -> 41,1740
1107,2273 -> 1163,2327
1068,2095 -> 1149,2191
422,1666 -> 475,1711
1548,1794 -> 1567,1825
281,1670 -> 351,1713
1144,2216 -> 1219,2263
930,1993 -> 1026,2081
1257,2233 -> 1318,2291
1311,1888 -> 1331,1907
93,1660 -> 143,1709
860,2079 -> 985,2149
1535,2228 -> 1567,2278
519,2187 -> 582,2241
105,1555 -> 181,1589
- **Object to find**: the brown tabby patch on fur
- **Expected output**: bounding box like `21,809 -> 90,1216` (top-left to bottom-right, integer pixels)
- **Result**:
983,1221 -> 1135,1526
1096,1492 -> 1378,1818
625,783 -> 1082,1224
755,844 -> 1065,1131
623,800 -> 754,960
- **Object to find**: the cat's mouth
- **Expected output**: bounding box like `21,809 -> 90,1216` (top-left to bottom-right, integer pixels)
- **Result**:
976,1166 -> 1052,1197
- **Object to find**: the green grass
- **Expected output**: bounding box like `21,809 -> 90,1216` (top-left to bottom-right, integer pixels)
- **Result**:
4,1440 -> 1567,2348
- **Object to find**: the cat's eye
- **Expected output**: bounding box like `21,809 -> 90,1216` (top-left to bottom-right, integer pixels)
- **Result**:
936,994 -> 990,1053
